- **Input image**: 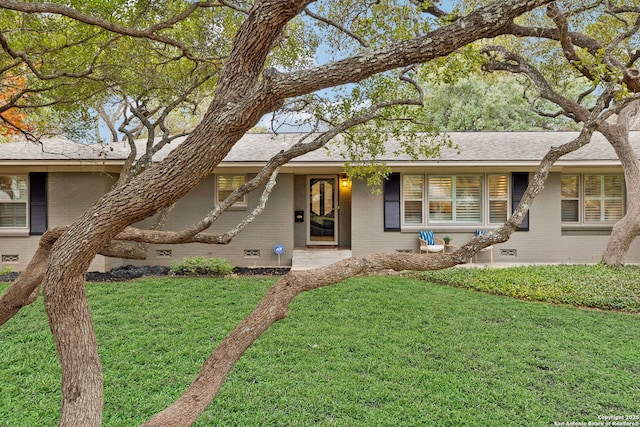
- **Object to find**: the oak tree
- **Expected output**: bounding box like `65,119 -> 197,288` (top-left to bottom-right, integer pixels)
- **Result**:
1,0 -> 618,425
482,1 -> 640,266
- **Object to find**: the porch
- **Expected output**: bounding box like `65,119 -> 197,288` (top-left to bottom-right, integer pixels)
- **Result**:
291,248 -> 353,270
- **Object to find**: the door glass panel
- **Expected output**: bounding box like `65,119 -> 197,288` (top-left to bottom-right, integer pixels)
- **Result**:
310,177 -> 336,243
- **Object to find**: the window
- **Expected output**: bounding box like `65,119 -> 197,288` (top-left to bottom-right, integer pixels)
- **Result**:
561,175 -> 579,222
561,174 -> 625,223
584,175 -> 624,222
0,175 -> 27,228
396,173 -> 511,227
216,175 -> 247,207
400,174 -> 511,226
402,175 -> 423,224
488,174 -> 509,223
428,175 -> 481,223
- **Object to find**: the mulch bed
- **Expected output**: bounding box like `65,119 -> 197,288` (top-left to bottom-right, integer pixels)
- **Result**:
0,265 -> 291,283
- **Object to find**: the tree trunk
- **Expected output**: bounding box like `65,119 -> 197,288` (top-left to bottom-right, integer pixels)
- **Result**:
598,103 -> 640,266
42,127 -> 251,426
602,211 -> 640,266
44,273 -> 103,426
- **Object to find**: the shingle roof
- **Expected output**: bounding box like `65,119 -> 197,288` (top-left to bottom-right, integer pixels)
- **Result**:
1,131 -> 638,164
0,137 -> 116,161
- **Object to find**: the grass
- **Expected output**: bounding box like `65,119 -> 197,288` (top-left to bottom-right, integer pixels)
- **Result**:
0,270 -> 638,426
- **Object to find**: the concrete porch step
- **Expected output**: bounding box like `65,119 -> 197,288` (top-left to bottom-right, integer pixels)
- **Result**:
291,248 -> 353,270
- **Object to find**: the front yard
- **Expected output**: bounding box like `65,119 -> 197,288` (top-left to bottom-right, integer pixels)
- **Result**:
1,268 -> 638,426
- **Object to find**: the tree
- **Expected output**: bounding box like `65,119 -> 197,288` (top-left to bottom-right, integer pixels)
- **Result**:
481,1 -> 640,266
0,71 -> 33,137
2,0 -> 611,425
0,0 -> 247,143
417,70 -> 576,131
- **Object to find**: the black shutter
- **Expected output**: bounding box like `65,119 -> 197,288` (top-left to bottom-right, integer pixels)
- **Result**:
512,172 -> 529,231
29,173 -> 47,235
383,172 -> 401,231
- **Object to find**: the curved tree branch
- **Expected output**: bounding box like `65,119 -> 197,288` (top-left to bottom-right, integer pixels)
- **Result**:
606,1 -> 640,14
482,45 -> 594,123
407,0 -> 454,19
304,7 -> 369,48
264,0 -> 555,103
505,15 -> 640,92
0,0 -> 221,61
546,3 -> 597,81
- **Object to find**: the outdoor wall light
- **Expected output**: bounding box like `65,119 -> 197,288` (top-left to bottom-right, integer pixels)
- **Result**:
340,174 -> 350,188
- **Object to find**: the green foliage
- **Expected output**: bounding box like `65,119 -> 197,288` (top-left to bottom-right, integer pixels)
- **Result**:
418,72 -> 576,131
170,256 -> 233,276
487,0 -> 638,120
312,0 -> 438,60
0,0 -> 316,141
0,265 -> 13,275
1,276 -> 639,425
420,264 -> 640,312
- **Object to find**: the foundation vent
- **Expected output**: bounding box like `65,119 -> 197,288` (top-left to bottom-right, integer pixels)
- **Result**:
244,249 -> 260,258
155,249 -> 173,258
500,249 -> 517,257
2,254 -> 19,263
395,249 -> 414,253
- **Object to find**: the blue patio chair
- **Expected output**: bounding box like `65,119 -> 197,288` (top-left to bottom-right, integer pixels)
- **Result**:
473,230 -> 494,265
419,230 -> 444,254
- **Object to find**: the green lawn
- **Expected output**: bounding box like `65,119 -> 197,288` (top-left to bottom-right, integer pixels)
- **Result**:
0,272 -> 639,426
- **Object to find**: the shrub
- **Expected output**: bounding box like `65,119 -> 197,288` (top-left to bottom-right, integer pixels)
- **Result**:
0,265 -> 13,276
170,256 -> 233,276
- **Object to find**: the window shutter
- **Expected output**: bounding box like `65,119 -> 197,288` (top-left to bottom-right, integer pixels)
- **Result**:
29,173 -> 47,235
512,172 -> 529,231
383,173 -> 400,231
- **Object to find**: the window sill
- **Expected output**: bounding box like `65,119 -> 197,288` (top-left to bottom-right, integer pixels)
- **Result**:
0,229 -> 30,237
561,224 -> 614,236
561,224 -> 614,231
401,226 -> 492,233
225,205 -> 248,211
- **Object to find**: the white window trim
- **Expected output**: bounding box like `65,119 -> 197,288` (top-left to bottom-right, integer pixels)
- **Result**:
561,174 -> 580,224
561,174 -> 625,225
401,174 -> 424,226
215,174 -> 248,208
583,174 -> 625,224
487,174 -> 511,225
400,173 -> 510,228
0,174 -> 29,232
428,174 -> 483,225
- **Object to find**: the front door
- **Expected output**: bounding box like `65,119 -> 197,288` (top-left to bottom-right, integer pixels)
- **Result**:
307,176 -> 338,245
